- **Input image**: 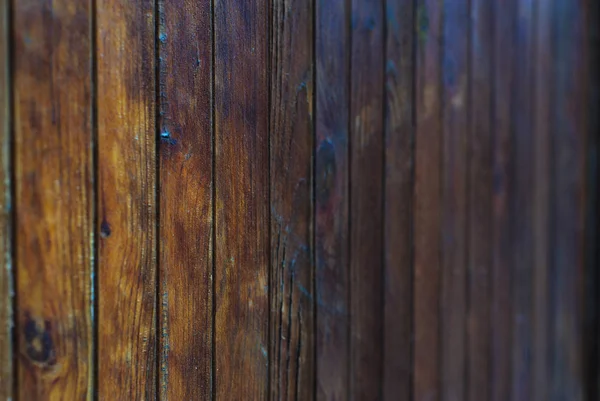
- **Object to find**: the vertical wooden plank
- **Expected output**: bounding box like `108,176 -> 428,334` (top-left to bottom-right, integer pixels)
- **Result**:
491,0 -> 515,399
511,2 -> 535,400
156,0 -> 213,399
532,0 -> 552,399
549,1 -> 588,400
315,0 -> 350,398
349,0 -> 384,399
382,0 -> 414,398
96,0 -> 157,398
0,0 -> 12,398
440,0 -> 468,399
413,0 -> 442,399
13,0 -> 93,398
213,0 -> 269,397
467,0 -> 492,399
269,0 -> 315,398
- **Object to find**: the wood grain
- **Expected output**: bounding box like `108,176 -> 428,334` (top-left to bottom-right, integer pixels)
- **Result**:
532,0 -> 551,399
157,0 -> 213,399
13,0 -> 93,398
96,0 -> 157,399
413,0 -> 442,400
511,2 -> 535,400
269,0 -> 315,399
213,0 -> 269,398
382,0 -> 414,398
0,0 -> 12,398
549,1 -> 589,400
491,0 -> 516,399
467,0 -> 492,400
349,0 -> 384,398
440,1 -> 469,400
315,0 -> 350,398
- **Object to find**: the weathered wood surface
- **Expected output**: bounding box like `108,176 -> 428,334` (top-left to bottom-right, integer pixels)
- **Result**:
0,1 -> 597,400
13,0 -> 94,399
383,0 -> 413,398
269,0 -> 315,399
96,0 -> 157,398
413,1 -> 443,400
349,0 -> 384,398
315,0 -> 350,399
213,0 -> 269,398
0,0 -> 12,398
468,0 -> 492,400
157,0 -> 213,399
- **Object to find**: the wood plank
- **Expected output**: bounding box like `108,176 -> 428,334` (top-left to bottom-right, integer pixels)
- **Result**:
13,0 -> 93,398
491,1 -> 516,400
511,2 -> 535,400
96,0 -> 157,398
0,0 -> 12,398
269,0 -> 315,398
382,0 -> 414,398
440,0 -> 469,400
467,0 -> 492,400
315,0 -> 350,398
349,0 -> 384,398
213,0 -> 269,397
549,1 -> 589,400
156,0 -> 213,399
532,0 -> 552,399
413,0 -> 442,399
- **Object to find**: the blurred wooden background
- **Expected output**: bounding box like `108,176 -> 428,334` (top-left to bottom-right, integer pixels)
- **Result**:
0,0 -> 598,400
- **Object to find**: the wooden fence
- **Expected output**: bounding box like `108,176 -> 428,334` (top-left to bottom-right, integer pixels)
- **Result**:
0,0 -> 598,399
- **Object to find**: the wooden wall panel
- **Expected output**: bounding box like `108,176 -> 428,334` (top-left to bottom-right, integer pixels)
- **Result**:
315,0 -> 350,399
467,0 -> 492,400
0,0 -> 12,398
532,0 -> 552,399
13,0 -> 94,398
157,1 -> 213,399
269,0 -> 315,399
96,0 -> 157,399
491,1 -> 516,399
382,0 -> 414,398
349,0 -> 384,398
550,1 -> 589,400
213,0 -> 269,398
413,0 -> 443,399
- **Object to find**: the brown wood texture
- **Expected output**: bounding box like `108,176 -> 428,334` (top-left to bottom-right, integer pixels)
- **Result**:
491,0 -> 515,399
532,0 -> 552,400
0,0 -> 12,398
511,3 -> 535,400
96,0 -> 157,398
315,0 -> 350,399
440,1 -> 469,399
349,0 -> 384,399
382,0 -> 414,398
157,0 -> 213,399
13,0 -> 94,399
213,0 -> 269,398
467,0 -> 492,400
269,0 -> 315,399
549,1 -> 589,400
413,0 -> 443,399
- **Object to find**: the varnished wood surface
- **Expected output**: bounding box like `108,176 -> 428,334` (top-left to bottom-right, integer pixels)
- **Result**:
157,0 -> 213,399
0,0 -> 597,400
13,0 -> 94,398
96,0 -> 157,398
